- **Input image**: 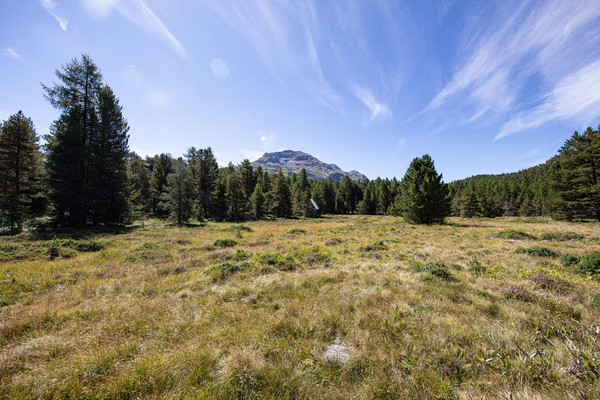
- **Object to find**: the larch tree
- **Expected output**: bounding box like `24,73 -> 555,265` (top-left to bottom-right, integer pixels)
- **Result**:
43,54 -> 129,226
0,111 -> 42,232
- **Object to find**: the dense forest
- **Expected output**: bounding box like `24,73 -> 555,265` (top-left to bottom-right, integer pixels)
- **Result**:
1,55 -> 599,232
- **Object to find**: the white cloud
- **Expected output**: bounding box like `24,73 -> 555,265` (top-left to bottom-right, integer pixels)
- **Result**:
210,59 -> 230,80
429,0 -> 600,128
80,0 -> 188,58
4,47 -> 22,60
352,86 -> 392,126
80,0 -> 117,20
210,0 -> 341,108
40,0 -> 68,31
496,58 -> 600,140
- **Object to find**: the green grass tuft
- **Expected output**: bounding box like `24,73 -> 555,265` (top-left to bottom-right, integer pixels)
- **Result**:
514,246 -> 557,257
213,238 -> 238,248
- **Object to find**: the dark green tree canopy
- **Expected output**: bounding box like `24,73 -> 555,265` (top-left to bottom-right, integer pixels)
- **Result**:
43,55 -> 129,226
549,126 -> 600,221
0,111 -> 42,232
396,154 -> 450,224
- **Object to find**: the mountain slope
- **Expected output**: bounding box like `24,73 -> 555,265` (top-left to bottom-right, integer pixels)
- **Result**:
252,150 -> 367,181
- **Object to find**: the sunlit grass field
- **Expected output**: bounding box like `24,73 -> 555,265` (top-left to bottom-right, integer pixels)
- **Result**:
1,215 -> 600,399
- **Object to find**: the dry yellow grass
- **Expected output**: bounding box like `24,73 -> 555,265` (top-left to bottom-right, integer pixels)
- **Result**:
1,215 -> 600,399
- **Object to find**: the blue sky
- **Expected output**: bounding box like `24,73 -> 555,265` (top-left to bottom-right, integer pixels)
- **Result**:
2,0 -> 600,181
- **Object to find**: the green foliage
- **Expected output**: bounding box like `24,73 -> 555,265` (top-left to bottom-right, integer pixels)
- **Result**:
0,237 -> 106,261
213,238 -> 238,248
186,147 -> 219,218
205,261 -> 252,281
359,240 -> 387,252
43,55 -> 129,226
574,252 -> 600,275
288,228 -> 307,234
411,261 -> 452,280
252,252 -> 296,270
267,169 -> 292,218
549,126 -> 600,221
250,183 -> 267,220
0,111 -> 43,233
160,158 -> 195,224
149,153 -> 173,218
468,258 -> 486,276
540,231 -> 584,241
560,254 -> 580,267
514,246 -> 557,257
395,154 -> 450,224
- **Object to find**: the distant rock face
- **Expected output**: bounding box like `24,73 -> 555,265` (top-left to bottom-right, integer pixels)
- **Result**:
252,150 -> 367,181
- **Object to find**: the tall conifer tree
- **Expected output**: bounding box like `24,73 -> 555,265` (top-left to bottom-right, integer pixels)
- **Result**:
396,154 -> 450,224
549,126 -> 600,220
0,111 -> 42,232
43,55 -> 129,226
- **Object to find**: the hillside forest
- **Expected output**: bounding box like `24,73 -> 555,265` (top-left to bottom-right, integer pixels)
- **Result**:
1,55 -> 599,232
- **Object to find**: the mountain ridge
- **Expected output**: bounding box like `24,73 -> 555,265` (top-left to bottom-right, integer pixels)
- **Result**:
252,150 -> 367,181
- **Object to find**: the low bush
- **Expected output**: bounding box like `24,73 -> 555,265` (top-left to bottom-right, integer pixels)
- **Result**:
576,252 -> 600,276
514,246 -> 557,257
412,261 -> 452,280
253,252 -> 296,271
560,254 -> 580,267
213,239 -> 238,248
205,261 -> 252,281
541,231 -> 584,241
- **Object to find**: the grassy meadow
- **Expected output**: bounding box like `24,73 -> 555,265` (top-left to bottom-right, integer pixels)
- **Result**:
1,215 -> 600,399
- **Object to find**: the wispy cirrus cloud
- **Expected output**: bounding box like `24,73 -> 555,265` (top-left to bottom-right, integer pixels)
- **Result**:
211,0 -> 339,107
352,86 -> 392,127
428,0 -> 600,136
496,58 -> 600,140
80,0 -> 188,58
4,47 -> 22,61
210,0 -> 408,119
40,0 -> 68,31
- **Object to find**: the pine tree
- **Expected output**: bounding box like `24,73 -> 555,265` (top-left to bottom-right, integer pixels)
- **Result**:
250,183 -> 266,219
187,147 -> 219,217
397,154 -> 450,224
149,153 -> 173,218
225,172 -> 245,221
268,169 -> 292,218
90,86 -> 130,224
160,158 -> 194,224
127,153 -> 151,219
238,159 -> 256,209
549,126 -> 600,221
43,54 -> 129,226
0,111 -> 42,232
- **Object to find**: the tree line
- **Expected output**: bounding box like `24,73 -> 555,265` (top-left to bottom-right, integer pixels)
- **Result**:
1,55 -> 599,232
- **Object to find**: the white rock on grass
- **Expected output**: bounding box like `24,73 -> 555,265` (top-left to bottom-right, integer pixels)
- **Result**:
323,343 -> 355,363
